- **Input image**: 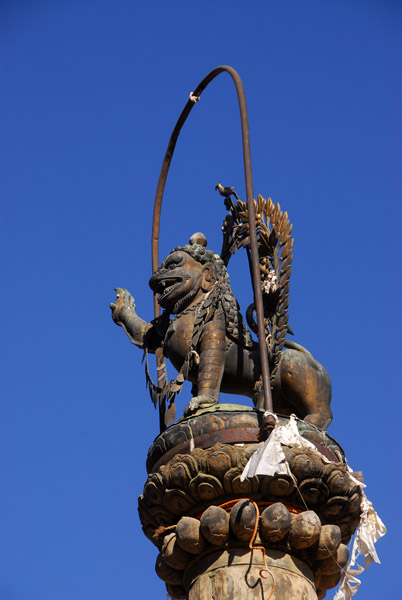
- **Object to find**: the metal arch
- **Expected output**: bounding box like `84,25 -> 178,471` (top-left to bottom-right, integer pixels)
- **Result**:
151,65 -> 273,414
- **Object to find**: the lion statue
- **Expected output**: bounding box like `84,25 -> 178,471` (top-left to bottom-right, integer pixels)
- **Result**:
110,234 -> 332,430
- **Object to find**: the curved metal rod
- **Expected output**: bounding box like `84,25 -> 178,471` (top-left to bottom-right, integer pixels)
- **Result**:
151,65 -> 273,413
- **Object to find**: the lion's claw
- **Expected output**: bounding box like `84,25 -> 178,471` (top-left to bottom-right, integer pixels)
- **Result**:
184,395 -> 218,417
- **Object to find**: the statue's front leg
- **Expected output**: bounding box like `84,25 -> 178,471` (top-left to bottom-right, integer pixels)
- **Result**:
110,288 -> 151,349
185,308 -> 226,415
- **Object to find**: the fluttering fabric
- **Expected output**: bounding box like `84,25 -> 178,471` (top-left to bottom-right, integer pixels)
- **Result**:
334,491 -> 386,600
240,414 -> 386,599
240,413 -> 327,482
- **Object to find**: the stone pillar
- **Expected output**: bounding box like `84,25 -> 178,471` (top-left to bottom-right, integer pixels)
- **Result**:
138,406 -> 360,599
187,548 -> 316,599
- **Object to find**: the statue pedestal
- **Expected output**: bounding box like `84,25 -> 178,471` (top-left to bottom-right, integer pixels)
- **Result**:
139,405 -> 361,599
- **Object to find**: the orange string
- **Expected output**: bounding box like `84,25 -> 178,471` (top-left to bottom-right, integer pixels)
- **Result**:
195,499 -> 302,520
200,498 -> 279,600
218,499 -> 302,515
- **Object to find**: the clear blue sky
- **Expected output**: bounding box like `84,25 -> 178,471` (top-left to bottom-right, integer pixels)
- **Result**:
1,1 -> 400,599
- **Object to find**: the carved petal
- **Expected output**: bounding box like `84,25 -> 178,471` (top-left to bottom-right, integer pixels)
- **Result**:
290,452 -> 324,481
166,462 -> 193,489
325,469 -> 353,495
163,488 -> 197,515
320,496 -> 349,520
265,474 -> 296,498
189,473 -> 224,501
143,480 -> 165,506
207,449 -> 233,478
298,478 -> 329,506
223,467 -> 242,495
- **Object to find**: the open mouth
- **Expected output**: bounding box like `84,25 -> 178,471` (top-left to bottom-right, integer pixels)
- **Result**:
157,277 -> 182,303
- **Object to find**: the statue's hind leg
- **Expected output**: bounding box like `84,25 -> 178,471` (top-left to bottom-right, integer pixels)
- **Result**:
276,349 -> 333,430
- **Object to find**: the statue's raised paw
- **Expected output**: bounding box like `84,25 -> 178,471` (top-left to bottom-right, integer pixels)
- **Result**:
184,395 -> 218,417
110,287 -> 137,324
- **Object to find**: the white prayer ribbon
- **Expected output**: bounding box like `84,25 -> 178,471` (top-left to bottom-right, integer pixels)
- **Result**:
240,414 -> 326,482
334,492 -> 386,600
240,414 -> 386,599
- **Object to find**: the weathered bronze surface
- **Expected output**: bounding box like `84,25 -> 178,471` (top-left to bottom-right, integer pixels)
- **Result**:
111,233 -> 332,429
110,66 -> 368,599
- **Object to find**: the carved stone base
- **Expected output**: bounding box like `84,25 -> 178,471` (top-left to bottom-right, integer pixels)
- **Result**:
139,406 -> 361,599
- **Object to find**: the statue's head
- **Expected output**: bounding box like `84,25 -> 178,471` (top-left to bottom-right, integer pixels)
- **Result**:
149,233 -> 226,314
